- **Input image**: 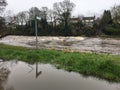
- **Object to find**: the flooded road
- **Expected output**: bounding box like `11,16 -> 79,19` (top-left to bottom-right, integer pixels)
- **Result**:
0,60 -> 120,90
0,36 -> 120,55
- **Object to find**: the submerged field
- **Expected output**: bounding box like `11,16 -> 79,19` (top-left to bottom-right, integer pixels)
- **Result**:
0,44 -> 120,82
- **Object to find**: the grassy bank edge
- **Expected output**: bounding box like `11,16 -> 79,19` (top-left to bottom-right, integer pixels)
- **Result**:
0,44 -> 120,82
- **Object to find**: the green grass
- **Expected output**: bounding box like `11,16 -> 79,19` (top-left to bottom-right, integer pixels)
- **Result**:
0,44 -> 120,82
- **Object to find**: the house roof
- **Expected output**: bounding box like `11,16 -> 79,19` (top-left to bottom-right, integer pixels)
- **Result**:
82,16 -> 95,20
70,18 -> 80,21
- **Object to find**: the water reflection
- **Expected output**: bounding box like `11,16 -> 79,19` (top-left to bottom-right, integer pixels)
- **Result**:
0,61 -> 14,90
27,62 -> 42,78
0,60 -> 119,90
35,62 -> 42,78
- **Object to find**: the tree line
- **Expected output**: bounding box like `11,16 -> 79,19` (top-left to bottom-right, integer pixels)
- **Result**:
0,0 -> 120,36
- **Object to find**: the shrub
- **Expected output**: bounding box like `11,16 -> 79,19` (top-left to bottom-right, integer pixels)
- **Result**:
103,25 -> 120,35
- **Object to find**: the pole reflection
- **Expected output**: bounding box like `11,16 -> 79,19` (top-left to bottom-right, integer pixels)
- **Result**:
36,62 -> 42,78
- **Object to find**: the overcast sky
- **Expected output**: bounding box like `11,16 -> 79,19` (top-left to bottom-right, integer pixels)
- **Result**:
6,0 -> 120,16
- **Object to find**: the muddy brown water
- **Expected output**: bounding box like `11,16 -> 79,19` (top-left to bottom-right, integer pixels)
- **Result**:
0,36 -> 120,55
0,60 -> 120,90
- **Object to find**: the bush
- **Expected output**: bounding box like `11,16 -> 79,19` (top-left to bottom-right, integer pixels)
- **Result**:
82,27 -> 97,36
0,17 -> 6,30
103,25 -> 120,35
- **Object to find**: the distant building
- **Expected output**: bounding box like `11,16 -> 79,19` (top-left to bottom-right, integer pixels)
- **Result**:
69,18 -> 80,24
6,22 -> 16,29
82,16 -> 95,27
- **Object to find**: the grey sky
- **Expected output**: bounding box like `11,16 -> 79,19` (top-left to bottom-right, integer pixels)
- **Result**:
6,0 -> 120,16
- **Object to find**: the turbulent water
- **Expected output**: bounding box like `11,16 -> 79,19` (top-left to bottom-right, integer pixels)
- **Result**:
0,60 -> 120,90
0,36 -> 120,55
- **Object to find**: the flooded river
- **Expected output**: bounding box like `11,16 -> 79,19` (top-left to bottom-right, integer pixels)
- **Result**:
0,36 -> 120,55
0,60 -> 120,90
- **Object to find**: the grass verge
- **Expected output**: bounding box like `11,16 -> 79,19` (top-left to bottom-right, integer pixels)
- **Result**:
0,44 -> 120,82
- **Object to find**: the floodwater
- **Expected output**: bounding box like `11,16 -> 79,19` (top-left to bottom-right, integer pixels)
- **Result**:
0,60 -> 120,90
0,36 -> 120,55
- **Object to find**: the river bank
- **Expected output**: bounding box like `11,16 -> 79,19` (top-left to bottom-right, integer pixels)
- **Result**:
0,44 -> 120,82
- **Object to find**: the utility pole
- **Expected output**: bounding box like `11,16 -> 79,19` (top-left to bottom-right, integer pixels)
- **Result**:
35,16 -> 41,49
35,15 -> 38,49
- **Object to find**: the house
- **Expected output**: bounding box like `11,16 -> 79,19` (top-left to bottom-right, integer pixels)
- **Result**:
69,18 -> 80,24
82,16 -> 95,27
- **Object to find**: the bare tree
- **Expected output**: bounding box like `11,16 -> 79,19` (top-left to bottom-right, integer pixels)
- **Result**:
0,0 -> 7,15
53,0 -> 75,35
0,0 -> 7,30
53,0 -> 75,21
12,15 -> 19,25
16,11 -> 29,25
4,10 -> 14,24
29,7 -> 41,20
41,7 -> 48,20
5,11 -> 28,26
5,11 -> 29,26
111,5 -> 120,23
47,9 -> 54,22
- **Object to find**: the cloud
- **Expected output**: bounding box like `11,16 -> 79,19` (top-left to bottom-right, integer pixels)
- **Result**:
6,0 -> 120,16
